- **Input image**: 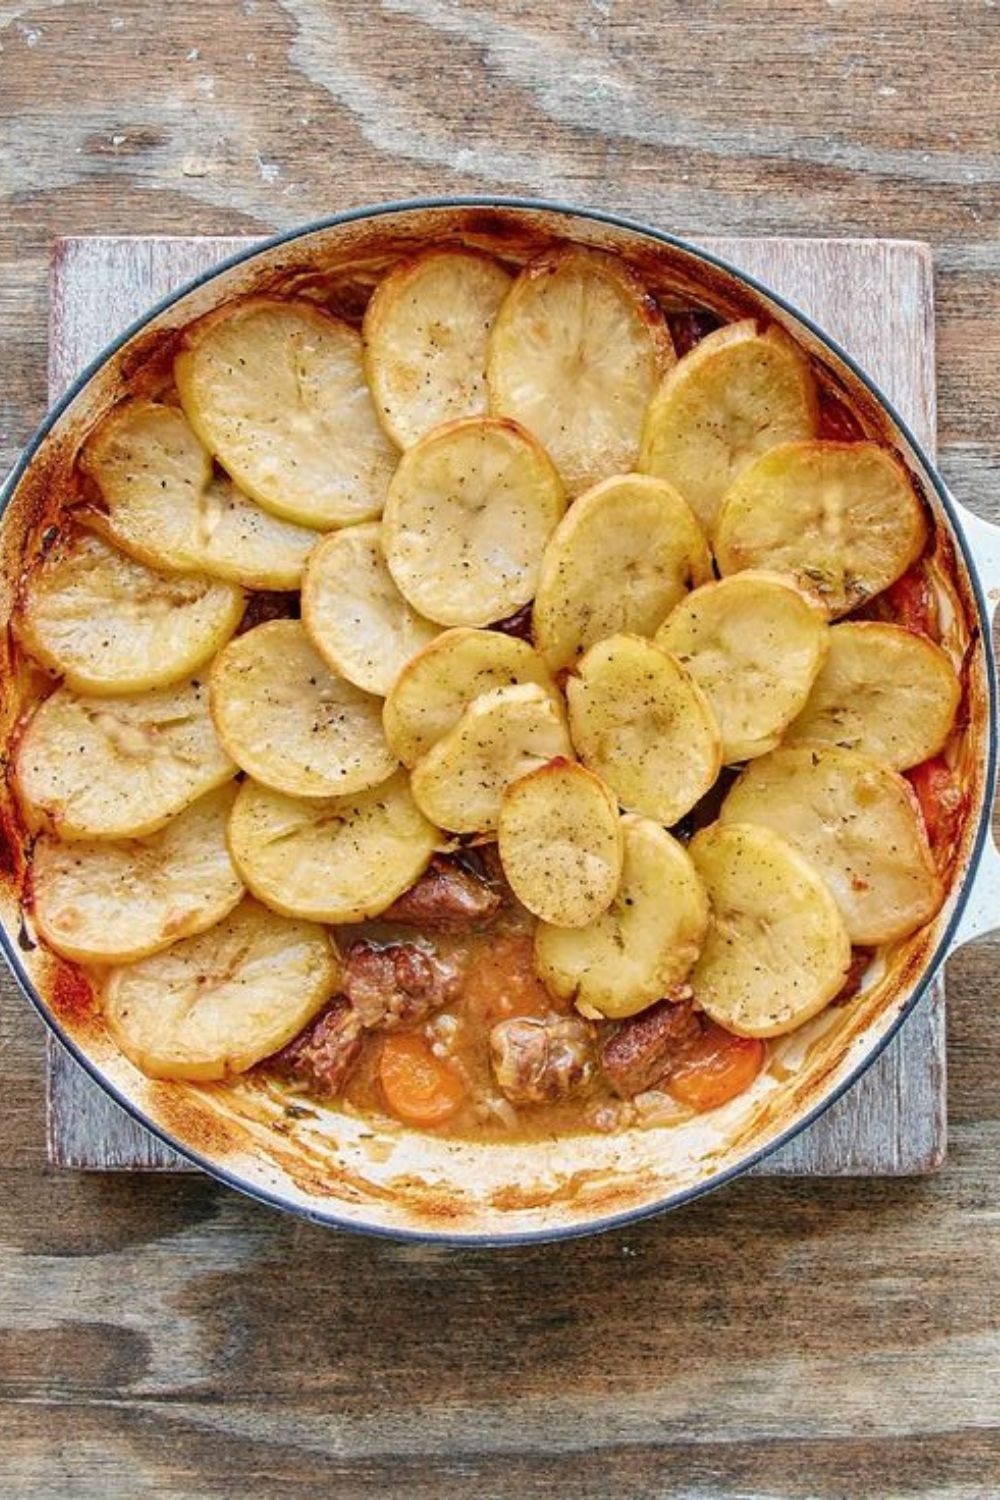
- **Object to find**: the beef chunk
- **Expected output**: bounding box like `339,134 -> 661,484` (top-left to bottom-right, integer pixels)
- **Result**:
490,1015 -> 593,1105
600,994 -> 701,1098
268,997 -> 364,1098
489,602 -> 534,642
343,939 -> 460,1030
383,855 -> 502,932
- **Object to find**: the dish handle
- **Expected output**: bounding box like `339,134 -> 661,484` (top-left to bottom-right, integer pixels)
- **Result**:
949,496 -> 1000,951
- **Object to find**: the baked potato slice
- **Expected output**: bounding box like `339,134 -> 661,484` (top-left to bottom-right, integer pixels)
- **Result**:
175,297 -> 396,530
363,247 -> 513,448
302,522 -> 438,696
410,682 -> 573,834
383,627 -> 559,767
655,570 -> 828,762
487,246 -> 674,494
81,399 -> 319,588
498,759 -> 623,927
532,473 -> 712,672
15,678 -> 235,841
382,416 -> 565,627
785,621 -> 961,770
228,770 -> 439,924
689,821 -> 851,1037
18,531 -> 244,696
104,898 -> 339,1082
720,743 -> 944,944
713,440 -> 928,617
32,785 -> 244,964
566,633 -> 722,826
638,319 -> 818,531
210,619 -> 396,799
535,814 -> 708,1019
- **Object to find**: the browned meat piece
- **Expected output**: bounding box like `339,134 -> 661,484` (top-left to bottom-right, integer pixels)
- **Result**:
489,602 -> 534,642
343,939 -> 460,1030
666,309 -> 721,358
268,997 -> 364,1098
382,855 -> 503,932
490,1015 -> 594,1105
600,994 -> 701,1098
237,590 -> 299,634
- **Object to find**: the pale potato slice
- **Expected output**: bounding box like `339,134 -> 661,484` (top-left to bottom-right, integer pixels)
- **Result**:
382,416 -> 565,627
487,246 -> 674,494
689,821 -> 851,1038
363,247 -> 513,448
714,441 -> 928,617
81,400 -> 319,589
638,319 -> 818,531
785,621 -> 961,770
18,531 -> 244,696
535,814 -> 708,1019
228,770 -> 439,924
32,785 -> 244,964
655,571 -> 828,762
383,628 -> 559,766
720,744 -> 944,944
302,523 -> 438,696
175,297 -> 396,529
498,759 -> 623,927
532,473 -> 712,671
104,899 -> 339,1082
566,634 -> 722,826
16,679 -> 235,841
210,619 -> 396,799
410,682 -> 573,834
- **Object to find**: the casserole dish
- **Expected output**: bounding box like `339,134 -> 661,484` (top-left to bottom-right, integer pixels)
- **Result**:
2,197 -> 998,1243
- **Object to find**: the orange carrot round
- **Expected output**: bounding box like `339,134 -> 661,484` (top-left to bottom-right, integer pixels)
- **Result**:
378,1032 -> 467,1127
666,1023 -> 765,1113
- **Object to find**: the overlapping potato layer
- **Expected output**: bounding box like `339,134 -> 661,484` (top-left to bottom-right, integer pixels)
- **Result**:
14,242 -> 960,1090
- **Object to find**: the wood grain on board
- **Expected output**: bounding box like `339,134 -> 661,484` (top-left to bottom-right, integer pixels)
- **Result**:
2,3 -> 999,1496
45,232 -> 944,1177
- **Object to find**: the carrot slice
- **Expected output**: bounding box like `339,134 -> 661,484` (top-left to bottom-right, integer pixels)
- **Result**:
665,1023 -> 765,1112
378,1032 -> 467,1127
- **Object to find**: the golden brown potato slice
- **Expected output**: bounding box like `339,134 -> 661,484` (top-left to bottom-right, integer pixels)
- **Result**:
720,743 -> 944,944
82,399 -> 320,588
655,570 -> 828,762
566,633 -> 721,826
228,770 -> 440,924
363,247 -> 513,447
532,473 -> 712,671
382,416 -> 565,627
689,821 -> 851,1037
638,319 -> 818,531
175,298 -> 396,529
104,899 -> 339,1082
714,441 -> 928,617
210,619 -> 397,799
32,785 -> 244,964
498,759 -> 623,927
302,522 -> 438,696
383,627 -> 559,767
18,531 -> 244,696
535,814 -> 708,1019
410,682 -> 573,834
487,246 -> 674,494
785,621 -> 960,770
15,678 -> 235,841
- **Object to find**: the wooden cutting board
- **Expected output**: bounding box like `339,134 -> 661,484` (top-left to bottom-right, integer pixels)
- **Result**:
45,233 -> 944,1177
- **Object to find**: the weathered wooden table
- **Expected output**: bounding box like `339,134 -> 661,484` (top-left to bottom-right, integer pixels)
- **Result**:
2,3 -> 999,1496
